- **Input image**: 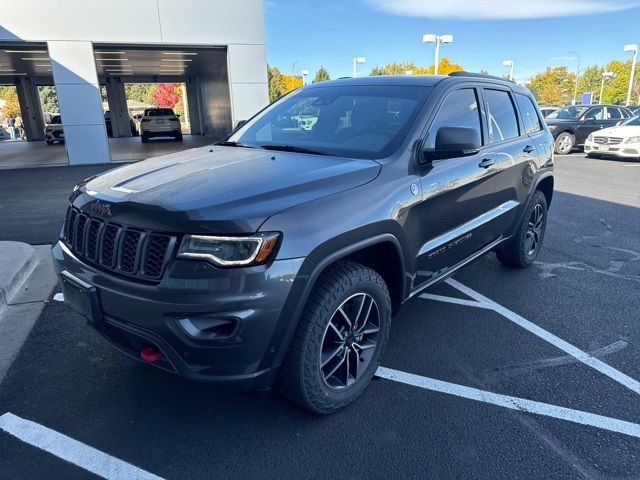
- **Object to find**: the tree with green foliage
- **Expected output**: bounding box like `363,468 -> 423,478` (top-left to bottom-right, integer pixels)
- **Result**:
125,83 -> 154,105
313,66 -> 330,83
529,67 -> 576,105
576,65 -> 603,100
268,65 -> 287,102
38,86 -> 59,114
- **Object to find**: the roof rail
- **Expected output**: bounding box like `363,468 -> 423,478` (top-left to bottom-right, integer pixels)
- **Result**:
449,71 -> 514,83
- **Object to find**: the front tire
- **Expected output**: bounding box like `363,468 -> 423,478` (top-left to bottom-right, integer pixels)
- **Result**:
496,190 -> 548,268
554,132 -> 574,155
277,261 -> 391,414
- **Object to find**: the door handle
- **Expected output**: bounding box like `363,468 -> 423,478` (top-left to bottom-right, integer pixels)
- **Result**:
523,145 -> 535,153
478,158 -> 496,168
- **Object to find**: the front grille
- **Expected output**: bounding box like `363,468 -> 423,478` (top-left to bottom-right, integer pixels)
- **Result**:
593,136 -> 623,145
63,206 -> 175,281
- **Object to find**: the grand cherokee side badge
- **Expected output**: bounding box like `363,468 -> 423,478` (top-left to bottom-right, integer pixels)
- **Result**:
91,200 -> 111,216
410,183 -> 419,196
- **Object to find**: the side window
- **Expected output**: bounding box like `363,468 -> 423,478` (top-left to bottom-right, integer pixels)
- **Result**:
607,108 -> 622,119
585,107 -> 604,120
484,89 -> 520,143
621,109 -> 631,118
425,88 -> 481,150
515,94 -> 542,135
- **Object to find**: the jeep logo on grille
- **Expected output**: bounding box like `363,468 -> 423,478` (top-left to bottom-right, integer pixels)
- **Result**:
91,200 -> 112,216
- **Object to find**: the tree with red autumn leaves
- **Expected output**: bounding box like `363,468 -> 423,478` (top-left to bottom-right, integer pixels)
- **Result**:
151,83 -> 181,108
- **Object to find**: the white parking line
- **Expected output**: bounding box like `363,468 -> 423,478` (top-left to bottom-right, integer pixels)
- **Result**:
0,412 -> 163,480
443,278 -> 640,396
375,367 -> 640,439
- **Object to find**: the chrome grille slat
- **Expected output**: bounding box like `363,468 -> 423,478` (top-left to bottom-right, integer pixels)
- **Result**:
594,136 -> 623,145
63,206 -> 174,281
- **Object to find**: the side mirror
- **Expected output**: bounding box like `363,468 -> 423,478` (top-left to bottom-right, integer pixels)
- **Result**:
234,119 -> 247,130
422,127 -> 481,162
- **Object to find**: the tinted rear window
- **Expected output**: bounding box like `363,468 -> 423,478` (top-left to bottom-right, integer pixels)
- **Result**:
145,109 -> 175,117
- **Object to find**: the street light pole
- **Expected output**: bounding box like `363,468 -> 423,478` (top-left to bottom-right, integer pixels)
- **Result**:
568,51 -> 580,105
624,44 -> 638,106
502,60 -> 514,81
599,71 -> 615,103
423,34 -> 453,75
352,57 -> 366,77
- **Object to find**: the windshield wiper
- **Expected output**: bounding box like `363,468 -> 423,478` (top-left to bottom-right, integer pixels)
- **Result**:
217,141 -> 259,148
259,144 -> 330,156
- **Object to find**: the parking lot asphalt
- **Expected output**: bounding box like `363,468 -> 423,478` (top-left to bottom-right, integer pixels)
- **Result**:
1,153 -> 639,479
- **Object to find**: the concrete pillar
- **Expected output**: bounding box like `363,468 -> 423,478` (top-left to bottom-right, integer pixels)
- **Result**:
227,44 -> 268,125
185,77 -> 203,135
47,41 -> 110,165
105,77 -> 131,138
15,77 -> 45,141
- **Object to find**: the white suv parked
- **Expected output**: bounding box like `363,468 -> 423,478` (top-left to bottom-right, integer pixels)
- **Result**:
139,108 -> 182,143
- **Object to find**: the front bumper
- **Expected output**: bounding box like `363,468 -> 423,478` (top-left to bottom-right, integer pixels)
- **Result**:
584,140 -> 640,158
52,241 -> 304,389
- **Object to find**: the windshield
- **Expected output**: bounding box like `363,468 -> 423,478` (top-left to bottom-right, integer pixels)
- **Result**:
227,85 -> 431,159
622,115 -> 640,126
546,106 -> 589,120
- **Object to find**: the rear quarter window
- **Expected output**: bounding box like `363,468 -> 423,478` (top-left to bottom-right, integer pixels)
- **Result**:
515,94 -> 542,135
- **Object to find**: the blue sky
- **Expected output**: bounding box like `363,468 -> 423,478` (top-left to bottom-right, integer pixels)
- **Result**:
264,0 -> 640,82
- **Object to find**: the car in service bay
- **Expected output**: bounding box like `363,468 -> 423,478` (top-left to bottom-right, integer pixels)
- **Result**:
139,107 -> 182,143
545,104 -> 633,154
53,73 -> 554,413
584,114 -> 640,160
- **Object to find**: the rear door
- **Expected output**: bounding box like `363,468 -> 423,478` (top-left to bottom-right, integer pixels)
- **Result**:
480,87 -> 536,237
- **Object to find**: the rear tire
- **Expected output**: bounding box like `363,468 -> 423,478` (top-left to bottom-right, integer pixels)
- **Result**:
45,140 -> 54,145
496,190 -> 548,268
554,132 -> 574,155
277,261 -> 391,414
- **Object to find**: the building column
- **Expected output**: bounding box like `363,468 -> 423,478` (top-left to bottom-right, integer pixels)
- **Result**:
227,44 -> 268,125
185,77 -> 203,135
105,77 -> 131,138
47,41 -> 110,165
15,77 -> 45,141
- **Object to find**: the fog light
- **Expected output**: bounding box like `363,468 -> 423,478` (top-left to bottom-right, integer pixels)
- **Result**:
177,316 -> 238,340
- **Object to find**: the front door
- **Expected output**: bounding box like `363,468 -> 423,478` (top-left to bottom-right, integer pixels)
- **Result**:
576,106 -> 605,144
412,87 -> 501,290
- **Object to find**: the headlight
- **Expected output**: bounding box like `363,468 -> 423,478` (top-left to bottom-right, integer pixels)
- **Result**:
177,233 -> 280,267
625,136 -> 640,144
587,133 -> 593,142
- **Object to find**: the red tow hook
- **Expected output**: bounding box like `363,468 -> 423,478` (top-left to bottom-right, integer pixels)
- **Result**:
140,346 -> 163,363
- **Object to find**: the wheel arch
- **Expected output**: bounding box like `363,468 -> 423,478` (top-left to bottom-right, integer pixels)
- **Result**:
535,173 -> 554,209
262,233 -> 407,379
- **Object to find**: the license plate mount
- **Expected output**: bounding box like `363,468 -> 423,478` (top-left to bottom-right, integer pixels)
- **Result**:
60,271 -> 102,324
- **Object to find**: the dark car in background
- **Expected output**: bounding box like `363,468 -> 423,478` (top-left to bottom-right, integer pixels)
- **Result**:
44,114 -> 64,145
545,104 -> 633,154
104,110 -> 139,138
54,73 -> 554,413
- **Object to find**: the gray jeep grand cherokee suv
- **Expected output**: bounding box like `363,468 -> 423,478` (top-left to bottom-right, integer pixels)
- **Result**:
53,73 -> 554,413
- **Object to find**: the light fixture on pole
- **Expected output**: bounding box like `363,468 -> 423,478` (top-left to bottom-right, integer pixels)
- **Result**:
502,60 -> 514,81
301,69 -> 308,85
423,34 -> 453,75
568,51 -> 580,105
353,57 -> 366,77
599,71 -> 615,103
624,44 -> 638,106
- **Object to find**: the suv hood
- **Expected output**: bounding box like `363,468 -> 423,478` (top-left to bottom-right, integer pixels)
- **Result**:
74,145 -> 381,233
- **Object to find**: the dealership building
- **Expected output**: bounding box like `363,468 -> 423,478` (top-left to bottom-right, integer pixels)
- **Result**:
0,0 -> 268,166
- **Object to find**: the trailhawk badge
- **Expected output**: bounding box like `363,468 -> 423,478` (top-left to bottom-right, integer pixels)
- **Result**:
90,200 -> 112,216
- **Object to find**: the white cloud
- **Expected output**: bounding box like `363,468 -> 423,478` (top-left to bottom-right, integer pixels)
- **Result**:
367,0 -> 640,20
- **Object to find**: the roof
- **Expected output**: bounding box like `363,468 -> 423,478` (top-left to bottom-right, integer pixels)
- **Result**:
306,72 -> 530,94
